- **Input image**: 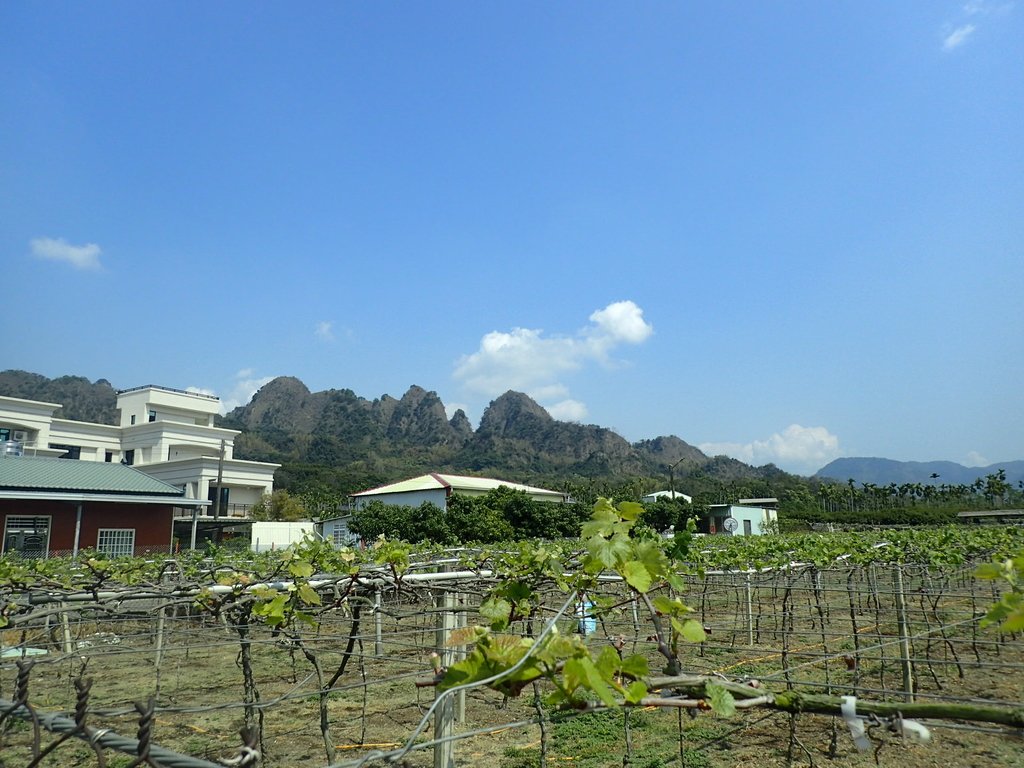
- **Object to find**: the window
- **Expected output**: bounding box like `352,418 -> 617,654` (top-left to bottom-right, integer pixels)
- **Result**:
0,428 -> 9,442
3,516 -> 50,558
123,449 -> 135,466
332,526 -> 355,548
105,451 -> 113,462
148,410 -> 156,422
97,529 -> 135,557
743,519 -> 752,536
49,443 -> 81,460
130,414 -> 136,425
208,486 -> 229,508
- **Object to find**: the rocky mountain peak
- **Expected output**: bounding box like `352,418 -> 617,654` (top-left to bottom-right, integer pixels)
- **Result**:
633,436 -> 707,468
476,391 -> 553,439
385,386 -> 464,446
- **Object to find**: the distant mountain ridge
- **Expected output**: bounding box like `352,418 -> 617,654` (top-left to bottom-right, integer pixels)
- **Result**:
815,457 -> 1024,487
222,377 -> 717,479
6,370 -> 1017,493
0,370 -> 786,487
0,370 -> 118,424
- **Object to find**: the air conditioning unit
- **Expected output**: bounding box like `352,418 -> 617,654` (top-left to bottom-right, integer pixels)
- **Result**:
12,431 -> 27,442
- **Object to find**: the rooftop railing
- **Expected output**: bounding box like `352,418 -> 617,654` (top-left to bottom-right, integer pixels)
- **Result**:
172,503 -> 255,520
116,385 -> 220,401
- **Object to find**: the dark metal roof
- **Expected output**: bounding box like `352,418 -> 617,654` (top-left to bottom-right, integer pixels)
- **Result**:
0,456 -> 184,497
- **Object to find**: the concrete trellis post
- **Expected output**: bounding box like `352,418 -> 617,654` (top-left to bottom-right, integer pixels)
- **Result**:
374,586 -> 383,657
456,590 -> 467,723
433,576 -> 456,768
893,567 -> 915,702
745,573 -> 755,646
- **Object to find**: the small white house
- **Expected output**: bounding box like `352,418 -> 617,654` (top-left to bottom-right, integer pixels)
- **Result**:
641,490 -> 693,504
350,473 -> 566,511
317,516 -> 358,548
705,504 -> 777,536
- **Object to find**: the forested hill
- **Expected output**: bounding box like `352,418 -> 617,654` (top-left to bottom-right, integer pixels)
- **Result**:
816,457 -> 1024,487
0,370 -> 118,424
0,371 -> 793,491
220,376 -> 782,484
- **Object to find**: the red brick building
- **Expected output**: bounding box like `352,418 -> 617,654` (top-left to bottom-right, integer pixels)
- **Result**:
0,455 -> 202,557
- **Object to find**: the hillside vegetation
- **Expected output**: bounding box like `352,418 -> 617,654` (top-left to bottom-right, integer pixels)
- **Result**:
2,370 -> 1020,529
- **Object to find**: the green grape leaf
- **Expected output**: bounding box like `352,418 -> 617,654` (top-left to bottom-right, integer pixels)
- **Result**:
297,583 -> 321,606
479,597 -> 512,630
616,501 -> 645,522
564,656 -> 618,707
624,680 -> 648,704
619,654 -> 649,680
705,682 -> 736,717
672,617 -> 706,643
581,507 -> 619,540
588,534 -> 631,569
974,562 -> 1004,580
623,560 -> 653,593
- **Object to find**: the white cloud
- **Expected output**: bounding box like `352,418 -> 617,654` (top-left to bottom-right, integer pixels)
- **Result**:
699,424 -> 841,476
528,384 -> 571,401
30,237 -> 102,270
444,402 -> 470,420
546,399 -> 588,422
941,1 -> 1015,51
191,370 -> 276,414
315,321 -> 334,342
943,23 -> 976,50
453,301 -> 653,419
587,301 -> 654,348
964,450 -> 989,467
963,1 -> 1015,16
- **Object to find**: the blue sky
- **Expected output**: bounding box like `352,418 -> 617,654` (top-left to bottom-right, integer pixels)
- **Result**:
2,3 -> 1021,476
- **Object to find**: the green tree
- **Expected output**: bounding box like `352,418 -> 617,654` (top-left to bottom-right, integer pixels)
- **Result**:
349,500 -> 454,544
641,497 -> 690,533
446,494 -> 514,543
349,500 -> 414,541
250,489 -> 307,521
984,469 -> 1011,507
409,501 -> 455,544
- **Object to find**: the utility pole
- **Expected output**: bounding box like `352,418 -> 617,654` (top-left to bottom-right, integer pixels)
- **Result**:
212,439 -> 225,519
668,457 -> 685,500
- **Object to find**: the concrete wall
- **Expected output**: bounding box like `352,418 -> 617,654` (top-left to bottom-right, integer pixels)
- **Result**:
352,488 -> 448,511
251,521 -> 315,552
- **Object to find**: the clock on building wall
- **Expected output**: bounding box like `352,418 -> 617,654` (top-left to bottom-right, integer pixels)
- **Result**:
723,517 -> 739,533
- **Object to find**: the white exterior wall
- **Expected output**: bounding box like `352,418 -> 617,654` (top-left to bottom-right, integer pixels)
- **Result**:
117,387 -> 219,429
251,521 -> 316,552
0,396 -> 63,456
0,389 -> 277,514
642,490 -> 693,504
353,488 -> 448,510
141,457 -> 276,503
726,505 -> 777,536
120,423 -> 237,467
48,418 -> 122,461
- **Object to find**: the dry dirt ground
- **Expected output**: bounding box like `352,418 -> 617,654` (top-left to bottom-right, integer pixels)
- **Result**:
2,575 -> 1022,768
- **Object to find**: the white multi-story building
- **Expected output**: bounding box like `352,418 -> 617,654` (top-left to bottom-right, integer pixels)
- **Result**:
0,385 -> 278,521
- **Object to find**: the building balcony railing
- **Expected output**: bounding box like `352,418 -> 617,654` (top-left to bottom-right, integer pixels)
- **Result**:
172,503 -> 255,520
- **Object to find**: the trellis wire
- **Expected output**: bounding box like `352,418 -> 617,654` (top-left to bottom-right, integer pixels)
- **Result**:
2,561 -> 1023,767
